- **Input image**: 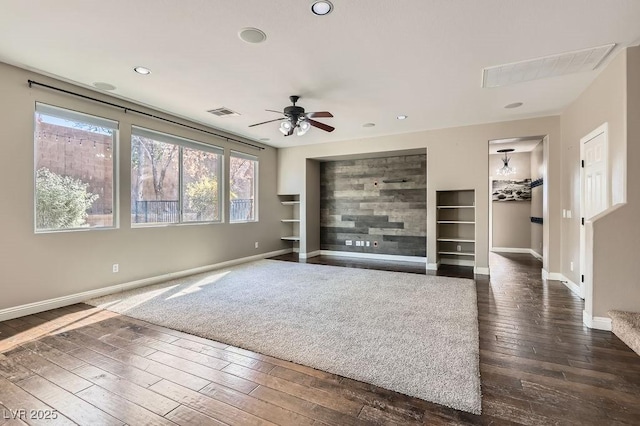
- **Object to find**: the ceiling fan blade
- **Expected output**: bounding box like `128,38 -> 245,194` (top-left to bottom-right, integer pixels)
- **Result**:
248,118 -> 285,127
265,109 -> 285,115
306,111 -> 333,118
307,118 -> 335,133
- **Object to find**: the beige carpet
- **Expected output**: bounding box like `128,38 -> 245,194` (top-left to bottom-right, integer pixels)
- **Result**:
610,310 -> 640,356
87,260 -> 482,414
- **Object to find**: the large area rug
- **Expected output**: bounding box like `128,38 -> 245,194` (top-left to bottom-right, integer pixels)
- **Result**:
86,260 -> 481,414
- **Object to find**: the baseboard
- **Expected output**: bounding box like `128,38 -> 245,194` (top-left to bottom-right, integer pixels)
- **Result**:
493,247 -> 543,261
299,250 -> 321,259
559,276 -> 584,299
426,263 -> 439,271
542,269 -> 564,281
474,266 -> 490,276
0,248 -> 293,322
491,247 -> 531,254
439,258 -> 475,267
530,250 -> 543,261
583,310 -> 612,331
319,250 -> 427,264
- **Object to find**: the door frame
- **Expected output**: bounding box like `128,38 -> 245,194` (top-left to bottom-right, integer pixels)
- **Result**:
580,122 -> 609,303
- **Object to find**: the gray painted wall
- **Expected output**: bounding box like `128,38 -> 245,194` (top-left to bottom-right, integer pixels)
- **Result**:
320,155 -> 426,256
490,152 -> 532,249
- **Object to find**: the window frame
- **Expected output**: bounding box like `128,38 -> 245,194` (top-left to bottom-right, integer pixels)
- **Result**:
229,150 -> 259,223
130,126 -> 224,227
33,102 -> 119,234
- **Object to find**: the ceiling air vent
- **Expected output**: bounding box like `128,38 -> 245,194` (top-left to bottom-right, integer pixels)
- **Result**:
207,107 -> 240,117
482,43 -> 616,88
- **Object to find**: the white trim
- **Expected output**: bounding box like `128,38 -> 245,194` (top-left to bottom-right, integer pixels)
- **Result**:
530,250 -> 543,261
426,263 -> 439,271
492,247 -> 543,261
0,248 -> 292,322
319,250 -> 426,264
299,250 -> 321,259
541,269 -> 564,281
474,266 -> 490,276
583,310 -> 612,331
492,247 -> 531,254
560,277 -> 583,298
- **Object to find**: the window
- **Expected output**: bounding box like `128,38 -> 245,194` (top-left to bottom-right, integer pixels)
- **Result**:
131,127 -> 222,225
34,103 -> 118,232
230,151 -> 258,222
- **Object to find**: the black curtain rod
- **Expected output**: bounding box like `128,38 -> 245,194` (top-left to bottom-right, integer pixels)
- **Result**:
27,79 -> 264,151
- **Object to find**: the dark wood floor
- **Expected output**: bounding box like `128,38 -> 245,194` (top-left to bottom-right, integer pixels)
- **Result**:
0,253 -> 639,425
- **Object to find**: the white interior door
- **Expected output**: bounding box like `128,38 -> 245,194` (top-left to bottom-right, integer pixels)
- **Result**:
583,132 -> 608,218
580,123 -> 608,305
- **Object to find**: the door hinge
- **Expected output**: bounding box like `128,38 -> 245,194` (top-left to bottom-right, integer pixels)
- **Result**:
581,160 -> 585,168
581,217 -> 585,225
581,275 -> 585,283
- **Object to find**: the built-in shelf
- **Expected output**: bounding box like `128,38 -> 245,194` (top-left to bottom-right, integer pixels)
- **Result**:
280,195 -> 301,248
437,221 -> 475,224
438,251 -> 475,256
436,190 -> 476,267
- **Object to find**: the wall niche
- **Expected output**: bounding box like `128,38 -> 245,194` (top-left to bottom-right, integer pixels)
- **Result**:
320,154 -> 426,257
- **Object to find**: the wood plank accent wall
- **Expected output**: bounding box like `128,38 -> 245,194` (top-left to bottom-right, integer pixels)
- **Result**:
320,155 -> 426,256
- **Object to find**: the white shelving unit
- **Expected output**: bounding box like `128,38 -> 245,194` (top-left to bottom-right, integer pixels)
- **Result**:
436,190 -> 475,267
279,195 -> 300,250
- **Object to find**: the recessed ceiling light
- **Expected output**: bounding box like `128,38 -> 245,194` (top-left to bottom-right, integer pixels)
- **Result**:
504,102 -> 523,109
239,27 -> 267,44
397,115 -> 408,120
93,82 -> 116,91
311,1 -> 333,15
363,123 -> 376,127
133,66 -> 151,75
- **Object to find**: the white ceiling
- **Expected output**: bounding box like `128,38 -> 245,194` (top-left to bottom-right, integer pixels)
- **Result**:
2,1 -> 640,149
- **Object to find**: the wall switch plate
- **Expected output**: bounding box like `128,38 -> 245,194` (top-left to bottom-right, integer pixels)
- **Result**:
562,209 -> 567,218
457,245 -> 462,252
346,240 -> 353,246
366,241 -> 370,247
570,261 -> 574,271
112,264 -> 119,273
255,242 -> 259,249
567,210 -> 572,218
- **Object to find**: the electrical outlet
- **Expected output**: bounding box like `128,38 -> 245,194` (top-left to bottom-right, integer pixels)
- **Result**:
570,261 -> 574,272
567,210 -> 572,219
562,209 -> 567,218
366,241 -> 370,247
373,241 -> 378,247
346,240 -> 352,246
255,242 -> 259,249
356,241 -> 362,247
456,245 -> 462,252
112,264 -> 119,273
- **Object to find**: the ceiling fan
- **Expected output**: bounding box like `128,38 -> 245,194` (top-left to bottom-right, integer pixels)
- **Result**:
249,95 -> 334,136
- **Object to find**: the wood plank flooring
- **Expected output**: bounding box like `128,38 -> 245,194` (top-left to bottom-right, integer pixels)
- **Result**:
1,252 -> 639,425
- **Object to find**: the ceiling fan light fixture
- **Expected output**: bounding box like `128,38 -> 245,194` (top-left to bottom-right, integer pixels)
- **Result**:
296,120 -> 311,136
311,1 -> 333,15
279,120 -> 293,135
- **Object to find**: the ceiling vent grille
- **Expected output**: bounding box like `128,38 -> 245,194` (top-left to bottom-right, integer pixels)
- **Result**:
482,43 -> 616,88
207,107 -> 240,117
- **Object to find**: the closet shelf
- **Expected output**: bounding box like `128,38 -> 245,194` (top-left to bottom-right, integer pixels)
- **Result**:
438,251 -> 475,257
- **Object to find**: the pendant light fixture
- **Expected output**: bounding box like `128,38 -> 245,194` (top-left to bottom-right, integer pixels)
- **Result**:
496,148 -> 516,176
